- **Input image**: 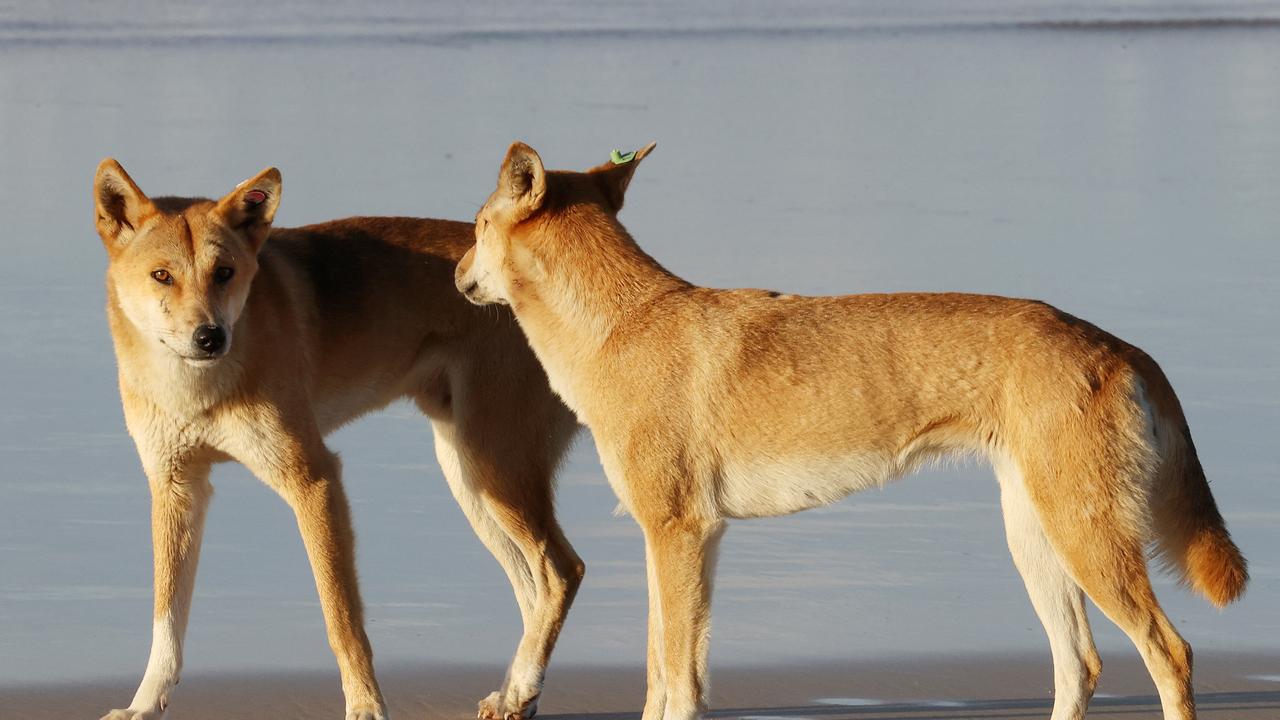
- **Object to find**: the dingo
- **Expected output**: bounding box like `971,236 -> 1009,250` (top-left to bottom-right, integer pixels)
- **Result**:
93,159 -> 582,720
455,142 -> 1248,720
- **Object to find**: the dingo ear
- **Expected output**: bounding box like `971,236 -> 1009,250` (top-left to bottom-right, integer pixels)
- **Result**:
497,142 -> 546,220
589,141 -> 656,212
94,158 -> 156,252
214,167 -> 282,251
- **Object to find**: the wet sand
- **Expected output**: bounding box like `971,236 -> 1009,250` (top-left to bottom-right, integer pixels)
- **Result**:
10,652 -> 1278,719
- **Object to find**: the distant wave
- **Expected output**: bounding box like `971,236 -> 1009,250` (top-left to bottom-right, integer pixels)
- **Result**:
4,2 -> 1280,48
1021,16 -> 1280,29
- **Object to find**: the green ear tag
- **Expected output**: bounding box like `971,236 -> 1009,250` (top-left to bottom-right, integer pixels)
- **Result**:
610,149 -> 636,165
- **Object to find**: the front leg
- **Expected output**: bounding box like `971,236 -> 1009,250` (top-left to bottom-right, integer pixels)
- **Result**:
643,519 -> 725,720
641,538 -> 667,720
237,428 -> 386,720
102,459 -> 212,720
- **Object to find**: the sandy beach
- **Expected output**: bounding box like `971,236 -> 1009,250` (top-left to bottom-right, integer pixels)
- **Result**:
8,652 -> 1278,719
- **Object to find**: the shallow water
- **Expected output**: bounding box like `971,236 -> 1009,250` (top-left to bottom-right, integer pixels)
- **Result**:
1,1 -> 1277,686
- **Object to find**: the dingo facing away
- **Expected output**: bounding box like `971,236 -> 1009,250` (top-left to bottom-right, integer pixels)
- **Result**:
93,160 -> 582,720
455,142 -> 1249,720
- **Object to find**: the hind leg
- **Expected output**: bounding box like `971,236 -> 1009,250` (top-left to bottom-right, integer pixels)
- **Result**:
476,481 -> 584,720
431,418 -> 583,720
1069,547 -> 1193,720
422,360 -> 581,720
1025,472 -> 1195,719
433,423 -> 538,623
996,457 -> 1101,720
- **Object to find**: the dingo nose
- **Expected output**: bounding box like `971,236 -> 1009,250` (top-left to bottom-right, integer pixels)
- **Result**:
193,324 -> 226,354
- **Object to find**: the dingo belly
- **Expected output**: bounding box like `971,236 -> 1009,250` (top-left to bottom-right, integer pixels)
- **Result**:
715,451 -> 903,519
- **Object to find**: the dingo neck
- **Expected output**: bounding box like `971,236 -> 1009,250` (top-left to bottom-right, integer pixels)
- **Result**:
508,219 -> 688,411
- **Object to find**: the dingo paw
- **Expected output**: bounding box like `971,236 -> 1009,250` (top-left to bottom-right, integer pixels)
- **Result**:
100,709 -> 162,720
478,689 -> 540,720
346,703 -> 389,720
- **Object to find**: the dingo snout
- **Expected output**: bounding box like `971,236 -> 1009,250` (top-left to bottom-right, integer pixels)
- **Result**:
455,235 -> 506,306
191,324 -> 227,357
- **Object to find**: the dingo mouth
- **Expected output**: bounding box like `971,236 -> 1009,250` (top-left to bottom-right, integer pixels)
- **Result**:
459,282 -> 508,306
159,338 -> 227,365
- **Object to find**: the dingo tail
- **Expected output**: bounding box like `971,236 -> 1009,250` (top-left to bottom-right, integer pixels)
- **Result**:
1160,447 -> 1248,608
1146,373 -> 1248,608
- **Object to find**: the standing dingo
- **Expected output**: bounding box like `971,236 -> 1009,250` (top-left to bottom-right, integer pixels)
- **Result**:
93,160 -> 582,720
454,142 -> 1248,720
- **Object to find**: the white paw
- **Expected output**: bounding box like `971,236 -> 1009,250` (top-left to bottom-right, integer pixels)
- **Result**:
100,708 -> 163,720
478,691 -> 504,720
478,688 -> 540,720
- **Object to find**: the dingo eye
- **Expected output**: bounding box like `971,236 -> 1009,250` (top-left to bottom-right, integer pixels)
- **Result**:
214,266 -> 235,284
151,269 -> 173,285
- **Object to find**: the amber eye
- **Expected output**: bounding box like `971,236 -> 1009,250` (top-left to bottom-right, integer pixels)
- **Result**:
151,269 -> 173,285
214,266 -> 235,284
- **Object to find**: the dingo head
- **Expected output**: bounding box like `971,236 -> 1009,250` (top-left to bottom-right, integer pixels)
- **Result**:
455,141 -> 655,306
93,159 -> 281,366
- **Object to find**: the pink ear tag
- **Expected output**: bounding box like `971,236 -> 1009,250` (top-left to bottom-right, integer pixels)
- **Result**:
244,189 -> 267,205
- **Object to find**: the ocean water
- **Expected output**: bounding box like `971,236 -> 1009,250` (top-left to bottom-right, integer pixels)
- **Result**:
1,1 -> 1277,686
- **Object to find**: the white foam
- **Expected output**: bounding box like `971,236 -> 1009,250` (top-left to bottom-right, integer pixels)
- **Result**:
814,698 -> 884,706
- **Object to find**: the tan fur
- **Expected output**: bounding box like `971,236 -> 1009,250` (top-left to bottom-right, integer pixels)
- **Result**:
93,159 -> 583,720
456,142 -> 1248,720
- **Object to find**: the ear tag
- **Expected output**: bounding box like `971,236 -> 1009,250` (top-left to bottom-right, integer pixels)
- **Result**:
610,149 -> 636,165
244,189 -> 267,205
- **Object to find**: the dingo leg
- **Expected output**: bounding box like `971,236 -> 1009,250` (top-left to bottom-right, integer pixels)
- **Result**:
642,518 -> 724,720
101,458 -> 212,720
641,540 -> 667,720
1025,459 -> 1195,720
232,420 -> 386,720
996,456 -> 1101,720
425,373 -> 581,720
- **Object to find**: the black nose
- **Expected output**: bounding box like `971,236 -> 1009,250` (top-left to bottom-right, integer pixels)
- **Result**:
193,324 -> 226,354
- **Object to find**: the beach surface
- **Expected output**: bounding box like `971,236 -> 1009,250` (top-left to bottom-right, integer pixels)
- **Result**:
9,653 -> 1280,719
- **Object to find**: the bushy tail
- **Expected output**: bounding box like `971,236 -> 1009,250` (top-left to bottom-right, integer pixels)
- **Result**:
1153,433 -> 1248,608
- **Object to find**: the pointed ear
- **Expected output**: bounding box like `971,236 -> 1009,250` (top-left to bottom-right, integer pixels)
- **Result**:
214,167 -> 282,251
497,142 -> 546,220
94,158 -> 156,252
589,142 -> 656,212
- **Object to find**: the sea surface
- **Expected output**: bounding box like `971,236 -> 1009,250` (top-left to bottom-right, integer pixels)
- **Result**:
1,0 -> 1277,686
